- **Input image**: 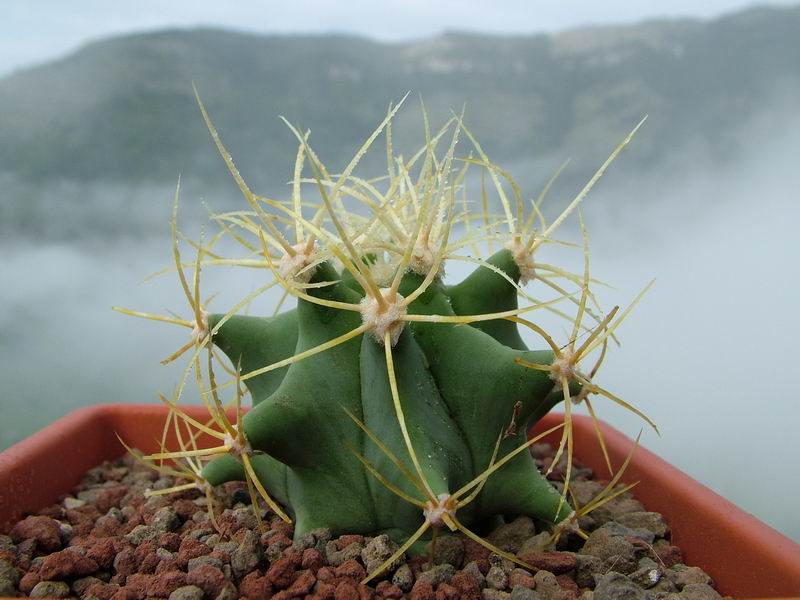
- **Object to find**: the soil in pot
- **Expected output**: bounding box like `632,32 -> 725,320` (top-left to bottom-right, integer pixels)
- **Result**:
0,443 -> 727,600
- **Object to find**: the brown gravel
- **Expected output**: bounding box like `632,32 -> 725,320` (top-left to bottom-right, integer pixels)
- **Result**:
10,516 -> 63,553
0,443 -> 729,599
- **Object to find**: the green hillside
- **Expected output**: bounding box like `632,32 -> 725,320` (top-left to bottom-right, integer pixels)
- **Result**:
1,5 -> 798,237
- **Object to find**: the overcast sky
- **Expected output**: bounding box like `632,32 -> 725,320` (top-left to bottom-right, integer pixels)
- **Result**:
0,1 -> 796,76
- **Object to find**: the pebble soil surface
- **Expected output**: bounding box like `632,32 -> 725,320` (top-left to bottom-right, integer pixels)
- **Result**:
0,443 -> 728,599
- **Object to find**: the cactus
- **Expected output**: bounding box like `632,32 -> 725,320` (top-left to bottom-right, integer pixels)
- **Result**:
116,91 -> 654,579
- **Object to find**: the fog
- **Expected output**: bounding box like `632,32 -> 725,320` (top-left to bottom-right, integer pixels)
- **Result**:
1,107 -> 798,541
575,113 -> 800,542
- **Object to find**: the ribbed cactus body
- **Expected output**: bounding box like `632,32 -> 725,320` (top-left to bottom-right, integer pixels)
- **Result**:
202,248 -> 571,541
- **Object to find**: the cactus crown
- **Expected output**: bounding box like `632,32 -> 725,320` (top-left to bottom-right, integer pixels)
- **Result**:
114,90 -> 654,581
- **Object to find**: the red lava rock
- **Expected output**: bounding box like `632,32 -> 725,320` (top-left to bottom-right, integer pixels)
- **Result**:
315,581 -> 336,599
124,513 -> 145,530
73,504 -> 104,518
335,559 -> 366,582
186,564 -> 227,597
113,547 -> 139,578
110,587 -> 136,600
267,556 -> 297,588
18,571 -> 41,595
334,580 -> 360,600
380,583 -> 405,599
124,494 -> 144,510
66,507 -> 100,537
336,535 -> 364,550
302,547 -> 325,571
317,566 -> 336,582
87,537 -> 119,569
556,574 -> 580,594
410,579 -> 435,600
135,542 -> 161,574
9,515 -> 63,551
216,513 -> 239,536
93,514 -> 123,537
270,518 -> 294,539
177,537 -> 210,568
450,571 -> 481,600
85,582 -> 122,600
139,552 -> 160,574
95,486 -> 129,513
407,555 -> 426,577
287,569 -> 316,596
148,570 -> 187,597
135,540 -> 158,563
210,548 -> 231,563
656,544 -> 683,567
172,499 -> 199,520
158,532 -> 181,552
40,548 -> 100,579
124,573 -> 154,599
508,568 -> 536,589
154,558 -> 181,574
268,532 -> 293,549
278,546 -> 302,567
239,571 -> 273,600
436,582 -> 459,600
358,583 -> 374,599
518,551 -> 577,575
179,519 -> 199,535
37,504 -> 66,520
167,486 -> 202,501
461,538 -> 491,569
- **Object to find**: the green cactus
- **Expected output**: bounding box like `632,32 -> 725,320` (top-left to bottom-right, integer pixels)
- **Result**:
117,91 -> 654,579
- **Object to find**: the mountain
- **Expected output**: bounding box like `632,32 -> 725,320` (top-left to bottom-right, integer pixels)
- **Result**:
1,5 -> 799,238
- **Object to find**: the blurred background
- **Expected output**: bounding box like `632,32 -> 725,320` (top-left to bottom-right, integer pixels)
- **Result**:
1,1 -> 798,540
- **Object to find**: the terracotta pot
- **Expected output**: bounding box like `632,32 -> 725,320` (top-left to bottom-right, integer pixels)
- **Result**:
1,404 -> 799,598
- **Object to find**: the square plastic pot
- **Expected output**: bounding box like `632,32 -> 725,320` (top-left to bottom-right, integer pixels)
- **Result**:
1,404 -> 799,598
